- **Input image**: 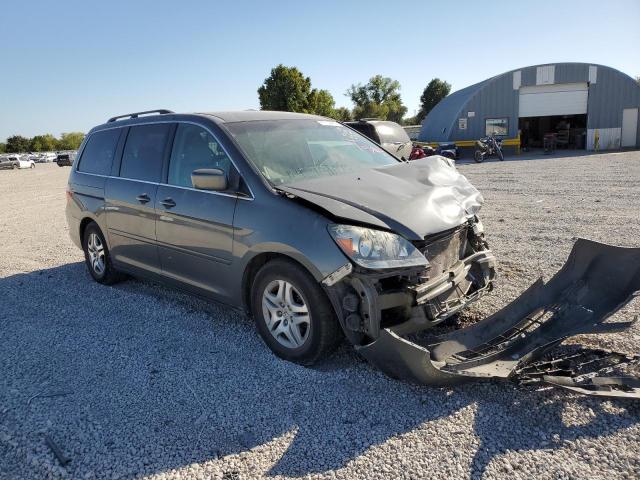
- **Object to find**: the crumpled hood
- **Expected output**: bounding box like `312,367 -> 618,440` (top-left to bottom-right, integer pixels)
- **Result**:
279,156 -> 484,240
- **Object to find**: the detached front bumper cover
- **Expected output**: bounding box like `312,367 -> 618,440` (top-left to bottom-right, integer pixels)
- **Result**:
356,239 -> 640,399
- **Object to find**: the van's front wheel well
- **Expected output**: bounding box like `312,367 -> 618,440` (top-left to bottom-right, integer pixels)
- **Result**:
241,253 -> 331,312
242,253 -> 300,311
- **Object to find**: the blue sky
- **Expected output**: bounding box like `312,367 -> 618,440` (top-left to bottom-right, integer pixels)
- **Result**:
1,0 -> 639,141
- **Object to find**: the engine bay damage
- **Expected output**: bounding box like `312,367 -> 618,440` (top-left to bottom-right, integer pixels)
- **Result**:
326,238 -> 640,399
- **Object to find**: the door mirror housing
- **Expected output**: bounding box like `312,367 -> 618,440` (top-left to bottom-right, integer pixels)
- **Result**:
191,168 -> 228,191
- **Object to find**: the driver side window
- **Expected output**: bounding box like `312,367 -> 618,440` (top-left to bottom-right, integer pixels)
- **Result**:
168,124 -> 232,188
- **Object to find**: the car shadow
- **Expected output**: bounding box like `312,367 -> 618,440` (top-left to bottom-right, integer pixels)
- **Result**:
1,263 -> 638,479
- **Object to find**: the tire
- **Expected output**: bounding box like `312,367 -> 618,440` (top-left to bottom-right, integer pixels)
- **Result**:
82,222 -> 125,285
497,149 -> 504,161
11,164 -> 16,169
474,150 -> 484,163
30,163 -> 35,169
251,258 -> 341,365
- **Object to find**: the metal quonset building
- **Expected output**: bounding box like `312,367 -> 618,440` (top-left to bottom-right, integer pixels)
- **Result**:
419,63 -> 640,150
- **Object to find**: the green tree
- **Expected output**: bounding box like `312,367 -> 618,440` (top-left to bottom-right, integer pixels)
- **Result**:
6,135 -> 31,153
30,134 -> 58,152
416,78 -> 451,123
346,75 -> 407,123
258,64 -> 312,112
57,132 -> 85,150
0,143 -> 5,154
332,106 -> 352,122
306,89 -> 335,117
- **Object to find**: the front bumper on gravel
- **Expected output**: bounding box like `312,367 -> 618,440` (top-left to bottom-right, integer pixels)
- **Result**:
355,239 -> 640,399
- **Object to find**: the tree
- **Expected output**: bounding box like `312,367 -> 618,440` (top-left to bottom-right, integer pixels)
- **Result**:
5,135 -> 31,153
332,106 -> 352,122
257,64 -> 340,118
57,132 -> 85,150
306,88 -> 336,117
346,75 -> 407,123
258,64 -> 312,112
0,143 -> 5,154
416,78 -> 451,123
30,134 -> 58,152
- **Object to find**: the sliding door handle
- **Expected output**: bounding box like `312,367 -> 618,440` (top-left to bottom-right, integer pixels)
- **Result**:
160,198 -> 176,208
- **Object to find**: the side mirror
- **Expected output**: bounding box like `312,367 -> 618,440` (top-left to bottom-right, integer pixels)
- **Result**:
191,168 -> 227,191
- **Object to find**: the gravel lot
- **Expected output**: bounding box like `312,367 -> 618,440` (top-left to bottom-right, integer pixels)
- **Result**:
1,152 -> 640,480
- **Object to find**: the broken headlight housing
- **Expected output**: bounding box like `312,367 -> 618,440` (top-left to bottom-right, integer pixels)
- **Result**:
328,224 -> 428,270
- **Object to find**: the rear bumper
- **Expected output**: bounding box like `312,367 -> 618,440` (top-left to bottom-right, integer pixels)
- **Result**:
66,209 -> 82,249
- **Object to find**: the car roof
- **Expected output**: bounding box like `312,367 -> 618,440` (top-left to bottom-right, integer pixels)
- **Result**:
345,119 -> 397,126
200,110 -> 329,123
89,110 -> 331,134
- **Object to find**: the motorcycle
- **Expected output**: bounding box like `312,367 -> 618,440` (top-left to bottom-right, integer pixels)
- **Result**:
474,134 -> 504,163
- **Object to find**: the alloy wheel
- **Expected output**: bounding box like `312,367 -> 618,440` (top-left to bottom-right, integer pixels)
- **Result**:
87,232 -> 106,275
261,280 -> 310,349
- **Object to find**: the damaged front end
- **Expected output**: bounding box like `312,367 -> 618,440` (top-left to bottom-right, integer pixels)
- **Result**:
323,215 -> 496,357
325,238 -> 640,399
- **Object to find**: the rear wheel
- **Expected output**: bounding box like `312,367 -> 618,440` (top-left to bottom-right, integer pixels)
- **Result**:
474,150 -> 484,163
82,222 -> 125,285
251,259 -> 341,365
30,163 -> 35,169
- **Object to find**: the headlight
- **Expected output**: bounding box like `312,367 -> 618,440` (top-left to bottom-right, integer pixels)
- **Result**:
328,224 -> 428,269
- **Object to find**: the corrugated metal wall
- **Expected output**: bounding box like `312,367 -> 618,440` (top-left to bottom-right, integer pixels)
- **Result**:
419,63 -> 640,149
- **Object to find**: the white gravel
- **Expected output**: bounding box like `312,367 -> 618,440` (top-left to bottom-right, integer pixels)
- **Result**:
1,153 -> 639,480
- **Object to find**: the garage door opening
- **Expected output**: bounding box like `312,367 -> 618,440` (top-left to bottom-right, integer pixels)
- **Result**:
518,82 -> 589,150
519,114 -> 587,150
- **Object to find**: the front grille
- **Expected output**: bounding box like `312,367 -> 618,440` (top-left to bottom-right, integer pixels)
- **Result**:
415,227 -> 468,276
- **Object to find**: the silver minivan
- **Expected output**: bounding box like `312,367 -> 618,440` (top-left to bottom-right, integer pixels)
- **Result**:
66,109 -> 495,369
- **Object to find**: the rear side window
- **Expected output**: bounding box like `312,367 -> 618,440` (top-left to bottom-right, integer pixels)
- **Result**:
77,129 -> 120,175
120,124 -> 171,182
347,122 -> 375,141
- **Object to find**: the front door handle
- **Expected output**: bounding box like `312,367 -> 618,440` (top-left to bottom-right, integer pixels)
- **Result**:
160,198 -> 176,209
136,193 -> 150,204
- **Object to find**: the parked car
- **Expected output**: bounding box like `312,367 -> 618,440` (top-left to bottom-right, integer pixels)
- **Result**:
0,155 -> 21,169
343,119 -> 413,160
66,109 -> 495,369
56,151 -> 76,167
17,157 -> 36,169
36,152 -> 57,163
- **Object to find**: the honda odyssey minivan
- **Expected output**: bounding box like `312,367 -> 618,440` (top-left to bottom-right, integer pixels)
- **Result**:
66,109 -> 495,366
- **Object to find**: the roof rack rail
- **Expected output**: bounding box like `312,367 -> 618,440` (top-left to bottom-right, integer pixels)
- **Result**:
358,117 -> 383,121
107,109 -> 174,123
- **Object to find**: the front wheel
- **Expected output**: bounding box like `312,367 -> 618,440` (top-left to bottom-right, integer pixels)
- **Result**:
474,150 -> 484,163
497,149 -> 504,161
30,163 -> 35,169
251,259 -> 341,365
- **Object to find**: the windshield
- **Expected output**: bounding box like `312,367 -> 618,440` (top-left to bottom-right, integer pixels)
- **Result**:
225,119 -> 398,186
